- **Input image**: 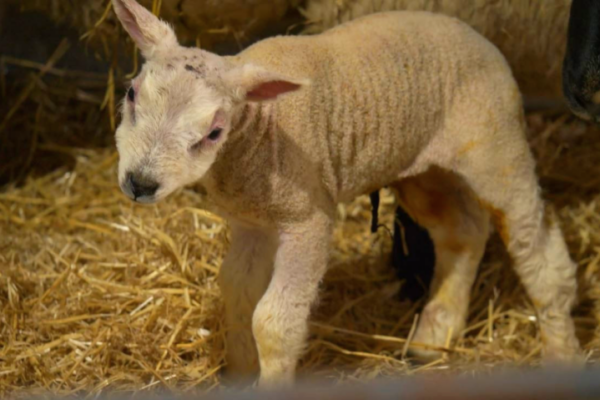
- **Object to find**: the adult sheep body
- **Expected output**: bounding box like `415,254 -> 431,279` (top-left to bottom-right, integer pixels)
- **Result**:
562,0 -> 600,121
303,0 -> 572,99
112,0 -> 582,386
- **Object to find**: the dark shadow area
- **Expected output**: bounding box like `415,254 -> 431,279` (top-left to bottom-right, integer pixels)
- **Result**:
0,5 -> 117,188
391,206 -> 435,301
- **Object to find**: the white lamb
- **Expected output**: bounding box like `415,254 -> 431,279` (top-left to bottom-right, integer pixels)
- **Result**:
111,0 -> 583,387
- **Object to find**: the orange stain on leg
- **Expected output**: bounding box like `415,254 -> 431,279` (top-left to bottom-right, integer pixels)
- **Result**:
479,200 -> 510,245
457,140 -> 479,156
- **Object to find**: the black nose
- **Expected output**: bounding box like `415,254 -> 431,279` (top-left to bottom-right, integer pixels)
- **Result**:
127,172 -> 159,200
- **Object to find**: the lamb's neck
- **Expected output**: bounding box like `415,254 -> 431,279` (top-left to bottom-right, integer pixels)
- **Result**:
228,102 -> 275,145
202,101 -> 279,199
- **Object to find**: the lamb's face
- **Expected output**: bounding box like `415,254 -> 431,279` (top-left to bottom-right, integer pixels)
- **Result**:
112,0 -> 305,203
116,58 -> 232,203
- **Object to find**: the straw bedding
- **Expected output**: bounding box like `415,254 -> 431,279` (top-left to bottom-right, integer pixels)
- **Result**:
1,2 -> 600,399
7,0 -> 301,51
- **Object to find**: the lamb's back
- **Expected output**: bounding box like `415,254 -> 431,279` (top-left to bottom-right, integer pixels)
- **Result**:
233,11 -> 516,202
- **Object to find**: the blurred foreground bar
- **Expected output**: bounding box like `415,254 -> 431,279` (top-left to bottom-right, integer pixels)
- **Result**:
32,367 -> 599,400
212,367 -> 600,400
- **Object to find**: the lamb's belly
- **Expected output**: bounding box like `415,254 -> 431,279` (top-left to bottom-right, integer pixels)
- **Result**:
335,145 -> 419,203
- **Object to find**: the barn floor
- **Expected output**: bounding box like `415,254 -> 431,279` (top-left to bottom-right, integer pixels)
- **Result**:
1,111 -> 600,397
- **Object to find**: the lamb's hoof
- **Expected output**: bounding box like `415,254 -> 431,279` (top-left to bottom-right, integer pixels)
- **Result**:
407,346 -> 445,362
257,367 -> 295,390
542,343 -> 586,368
408,304 -> 457,362
220,366 -> 259,389
257,376 -> 294,390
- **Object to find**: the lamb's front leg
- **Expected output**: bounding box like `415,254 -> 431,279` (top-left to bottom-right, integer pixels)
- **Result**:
218,222 -> 278,381
252,211 -> 333,387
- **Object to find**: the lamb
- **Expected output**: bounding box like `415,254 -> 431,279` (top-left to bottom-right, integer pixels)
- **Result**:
111,0 -> 583,387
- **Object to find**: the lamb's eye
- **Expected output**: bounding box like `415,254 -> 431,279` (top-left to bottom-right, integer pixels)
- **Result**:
127,87 -> 135,102
208,128 -> 222,141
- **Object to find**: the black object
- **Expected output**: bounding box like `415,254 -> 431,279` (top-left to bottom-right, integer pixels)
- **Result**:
369,191 -> 435,301
369,191 -> 380,233
392,206 -> 435,301
562,0 -> 600,121
127,172 -> 159,199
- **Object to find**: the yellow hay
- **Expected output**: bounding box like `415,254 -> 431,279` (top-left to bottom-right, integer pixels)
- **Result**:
8,0 -> 301,50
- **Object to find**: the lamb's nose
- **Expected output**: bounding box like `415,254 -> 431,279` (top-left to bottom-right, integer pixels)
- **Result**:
127,172 -> 159,201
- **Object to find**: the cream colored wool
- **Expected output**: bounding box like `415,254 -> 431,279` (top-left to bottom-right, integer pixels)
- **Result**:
112,0 -> 582,387
302,0 -> 572,98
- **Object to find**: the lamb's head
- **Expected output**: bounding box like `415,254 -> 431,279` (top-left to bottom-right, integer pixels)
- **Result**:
112,0 -> 306,203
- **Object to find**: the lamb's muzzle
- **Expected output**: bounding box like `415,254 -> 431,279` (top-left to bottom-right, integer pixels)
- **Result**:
121,171 -> 160,203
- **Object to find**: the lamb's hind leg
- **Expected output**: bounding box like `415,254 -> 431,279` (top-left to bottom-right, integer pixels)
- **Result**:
393,167 -> 490,359
451,131 -> 582,363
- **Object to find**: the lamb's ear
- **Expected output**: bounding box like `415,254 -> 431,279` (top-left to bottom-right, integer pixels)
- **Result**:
223,64 -> 308,102
112,0 -> 178,59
